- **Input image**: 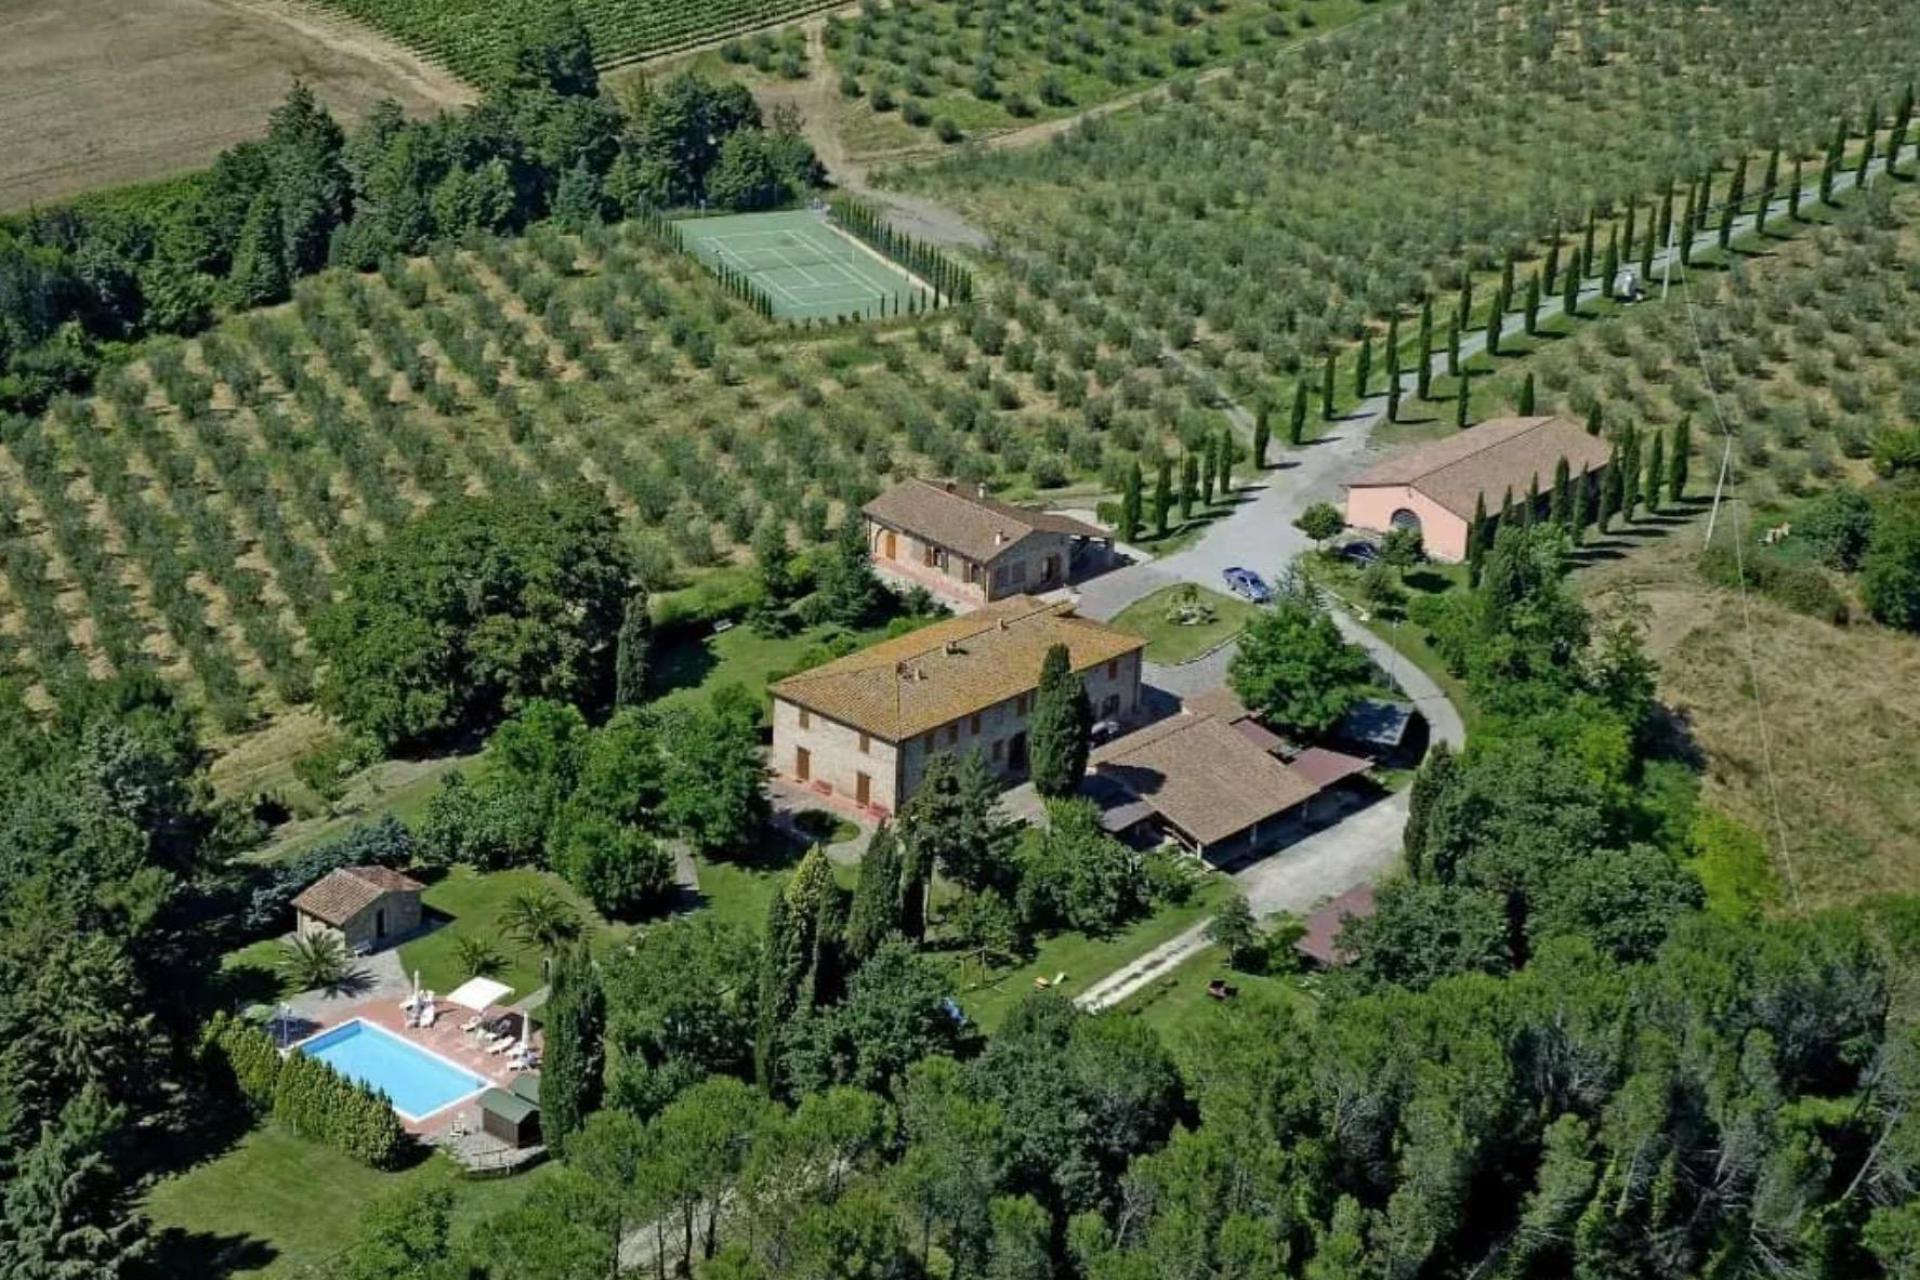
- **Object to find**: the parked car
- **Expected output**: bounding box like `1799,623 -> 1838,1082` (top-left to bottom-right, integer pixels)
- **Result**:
1222,566 -> 1272,603
1338,540 -> 1380,566
1091,719 -> 1124,745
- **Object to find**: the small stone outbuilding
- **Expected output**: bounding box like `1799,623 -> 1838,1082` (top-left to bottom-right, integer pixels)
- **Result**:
292,865 -> 425,953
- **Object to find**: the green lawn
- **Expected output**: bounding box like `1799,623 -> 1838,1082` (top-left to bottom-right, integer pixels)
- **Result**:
1109,585 -> 1259,665
947,874 -> 1231,1032
142,1125 -> 555,1278
398,866 -> 630,1001
1113,942 -> 1321,1064
650,617 -> 905,715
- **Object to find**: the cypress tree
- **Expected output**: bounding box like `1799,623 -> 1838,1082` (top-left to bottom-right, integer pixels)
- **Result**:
1550,455 -> 1571,528
1679,186 -> 1696,268
1386,314 -> 1401,383
1571,465 -> 1592,544
1524,270 -> 1541,335
1670,416 -> 1692,500
1522,475 -> 1540,529
1120,460 -> 1144,542
1821,119 -> 1844,204
1465,494 -> 1488,588
1891,83 -> 1914,176
1291,379 -> 1309,445
1029,642 -> 1092,798
1153,456 -> 1174,536
1458,277 -> 1473,334
1717,198 -> 1736,253
1455,381 -> 1470,431
1596,454 -> 1618,532
1355,334 -> 1373,398
1858,101 -> 1880,186
845,823 -> 903,965
1518,371 -> 1536,416
1544,223 -> 1561,295
1645,429 -> 1666,513
1586,403 -> 1603,437
1622,204 -> 1637,268
1321,351 -> 1337,419
1252,401 -> 1271,469
1639,214 -> 1657,283
614,589 -> 652,708
541,943 -> 605,1148
1485,285 -> 1503,356
1602,228 -> 1620,300
1759,147 -> 1777,229
1180,452 -> 1198,520
1562,254 -> 1579,318
1790,157 -> 1804,221
1696,170 -> 1714,235
1582,208 -> 1597,277
1217,430 -> 1234,494
1500,251 -> 1516,306
1387,371 -> 1401,423
1657,180 -> 1675,254
1618,426 -> 1641,522
1447,315 -> 1461,379
1418,297 -> 1434,399
1728,154 -> 1748,216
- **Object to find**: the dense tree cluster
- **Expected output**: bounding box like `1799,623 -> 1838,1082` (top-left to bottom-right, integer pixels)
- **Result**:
0,9 -> 817,413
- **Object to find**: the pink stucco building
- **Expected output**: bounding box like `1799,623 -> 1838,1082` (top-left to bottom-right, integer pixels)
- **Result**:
1343,416 -> 1613,561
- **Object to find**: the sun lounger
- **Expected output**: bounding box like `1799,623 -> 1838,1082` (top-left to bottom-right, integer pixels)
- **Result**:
460,1015 -> 484,1034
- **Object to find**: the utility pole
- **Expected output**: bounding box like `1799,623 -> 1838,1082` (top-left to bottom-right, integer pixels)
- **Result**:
1661,214 -> 1677,302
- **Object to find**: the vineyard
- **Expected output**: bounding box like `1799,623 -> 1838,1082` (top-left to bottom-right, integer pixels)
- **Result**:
906,0 -> 1920,420
825,0 -> 1371,141
313,0 -> 844,81
0,219 -> 1226,730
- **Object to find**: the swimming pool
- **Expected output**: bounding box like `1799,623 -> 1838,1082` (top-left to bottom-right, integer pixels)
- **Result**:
296,1020 -> 487,1122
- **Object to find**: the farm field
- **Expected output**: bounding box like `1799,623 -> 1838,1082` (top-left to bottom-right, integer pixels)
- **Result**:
903,0 -> 1920,428
314,0 -> 849,81
0,216 -> 1223,737
0,0 -> 466,211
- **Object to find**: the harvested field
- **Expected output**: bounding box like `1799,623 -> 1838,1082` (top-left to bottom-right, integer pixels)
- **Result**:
0,0 -> 469,211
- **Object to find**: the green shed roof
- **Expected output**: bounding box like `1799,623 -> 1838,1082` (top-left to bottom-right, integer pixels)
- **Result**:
480,1087 -> 537,1124
509,1074 -> 541,1106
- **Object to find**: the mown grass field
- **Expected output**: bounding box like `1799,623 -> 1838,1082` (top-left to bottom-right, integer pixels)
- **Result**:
1108,582 -> 1258,663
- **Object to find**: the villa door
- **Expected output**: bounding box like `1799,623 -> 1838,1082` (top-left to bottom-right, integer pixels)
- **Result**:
883,531 -> 897,559
856,772 -> 871,806
374,908 -> 387,940
796,746 -> 811,782
1009,732 -> 1029,774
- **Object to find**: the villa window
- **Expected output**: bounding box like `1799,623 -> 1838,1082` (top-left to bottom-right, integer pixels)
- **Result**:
798,707 -> 811,730
858,731 -> 871,754
969,713 -> 982,735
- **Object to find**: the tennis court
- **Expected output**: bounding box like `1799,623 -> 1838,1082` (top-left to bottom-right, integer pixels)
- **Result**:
675,209 -> 930,322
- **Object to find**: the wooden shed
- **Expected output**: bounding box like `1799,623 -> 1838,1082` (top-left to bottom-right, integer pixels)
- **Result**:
478,1085 -> 541,1149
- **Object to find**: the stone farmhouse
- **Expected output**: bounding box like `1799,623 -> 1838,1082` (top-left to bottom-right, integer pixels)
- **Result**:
769,595 -> 1145,818
292,865 -> 425,953
1343,415 -> 1612,561
863,478 -> 1113,607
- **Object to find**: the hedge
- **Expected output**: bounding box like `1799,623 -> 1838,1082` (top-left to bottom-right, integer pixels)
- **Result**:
200,1012 -> 411,1169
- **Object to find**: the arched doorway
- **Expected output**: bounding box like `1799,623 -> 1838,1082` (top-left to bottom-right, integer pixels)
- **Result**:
1389,508 -> 1422,535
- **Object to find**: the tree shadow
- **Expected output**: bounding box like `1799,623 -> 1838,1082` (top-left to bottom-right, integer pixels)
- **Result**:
143,1228 -> 279,1279
1401,569 -> 1453,595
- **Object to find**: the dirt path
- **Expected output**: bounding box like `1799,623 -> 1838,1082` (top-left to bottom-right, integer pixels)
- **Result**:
213,0 -> 474,108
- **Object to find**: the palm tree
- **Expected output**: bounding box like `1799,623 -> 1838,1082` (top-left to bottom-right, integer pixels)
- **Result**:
501,888 -> 582,974
454,934 -> 506,978
279,932 -> 354,995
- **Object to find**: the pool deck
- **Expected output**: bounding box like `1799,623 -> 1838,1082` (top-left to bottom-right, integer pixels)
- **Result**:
300,998 -> 541,1138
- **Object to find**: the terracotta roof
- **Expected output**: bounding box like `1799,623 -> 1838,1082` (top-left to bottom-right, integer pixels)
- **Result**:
772,595 -> 1144,742
291,865 -> 424,927
1090,713 -> 1319,849
1346,416 -> 1613,520
1288,746 -> 1374,788
1182,686 -> 1252,723
1295,885 -> 1377,967
864,478 -> 1108,565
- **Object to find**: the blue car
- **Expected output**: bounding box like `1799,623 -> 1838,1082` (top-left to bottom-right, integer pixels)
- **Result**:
1222,567 -> 1272,603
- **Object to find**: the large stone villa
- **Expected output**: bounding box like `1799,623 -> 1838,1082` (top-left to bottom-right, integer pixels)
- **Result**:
770,595 -> 1146,817
1344,415 -> 1612,560
863,477 -> 1114,606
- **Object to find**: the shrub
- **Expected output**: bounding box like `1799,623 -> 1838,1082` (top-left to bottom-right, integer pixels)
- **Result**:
1697,545 -> 1849,625
935,117 -> 963,143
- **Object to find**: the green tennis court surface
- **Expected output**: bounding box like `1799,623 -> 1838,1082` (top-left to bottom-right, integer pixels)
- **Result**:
676,209 -> 930,321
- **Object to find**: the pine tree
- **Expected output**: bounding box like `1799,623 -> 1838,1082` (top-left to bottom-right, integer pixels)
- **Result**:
845,823 -> 902,965
1518,371 -> 1536,416
1321,351 -> 1337,419
1417,296 -> 1435,399
1644,429 -> 1666,513
1670,416 -> 1692,500
1291,379 -> 1309,446
1120,460 -> 1144,542
1179,452 -> 1199,521
1153,456 -> 1174,536
0,1088 -> 146,1279
614,590 -> 652,708
1029,642 -> 1092,798
1550,456 -> 1571,527
541,943 -> 605,1147
1355,334 -> 1372,398
1252,401 -> 1271,469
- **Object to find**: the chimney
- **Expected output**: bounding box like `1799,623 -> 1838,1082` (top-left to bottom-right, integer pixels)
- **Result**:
977,483 -> 989,499
944,640 -> 962,656
944,479 -> 957,493
994,530 -> 1007,546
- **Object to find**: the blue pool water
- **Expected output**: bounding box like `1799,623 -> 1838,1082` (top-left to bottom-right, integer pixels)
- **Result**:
298,1020 -> 486,1119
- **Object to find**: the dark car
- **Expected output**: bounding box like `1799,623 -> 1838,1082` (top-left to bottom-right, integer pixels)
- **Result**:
1338,541 -> 1380,566
1222,566 -> 1273,603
